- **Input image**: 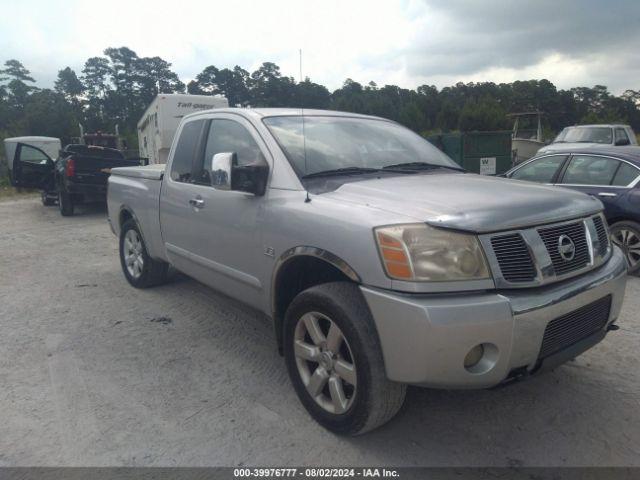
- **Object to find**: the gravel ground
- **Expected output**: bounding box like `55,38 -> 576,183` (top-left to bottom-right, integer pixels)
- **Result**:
0,196 -> 639,467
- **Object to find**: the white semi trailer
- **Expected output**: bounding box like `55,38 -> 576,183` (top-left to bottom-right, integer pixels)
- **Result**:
137,94 -> 228,165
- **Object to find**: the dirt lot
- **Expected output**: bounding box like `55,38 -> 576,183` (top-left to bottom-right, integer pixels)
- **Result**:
1,196 -> 639,467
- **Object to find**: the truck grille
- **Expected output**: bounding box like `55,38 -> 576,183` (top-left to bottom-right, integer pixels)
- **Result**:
592,216 -> 609,256
537,221 -> 589,276
490,233 -> 536,283
539,295 -> 611,359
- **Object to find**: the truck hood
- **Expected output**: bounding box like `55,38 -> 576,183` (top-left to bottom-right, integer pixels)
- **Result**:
322,173 -> 602,233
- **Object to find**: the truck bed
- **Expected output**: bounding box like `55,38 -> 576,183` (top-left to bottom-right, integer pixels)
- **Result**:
62,145 -> 140,188
107,164 -> 167,262
110,163 -> 166,180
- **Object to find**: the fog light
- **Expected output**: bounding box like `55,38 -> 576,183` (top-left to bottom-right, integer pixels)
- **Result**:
464,344 -> 484,368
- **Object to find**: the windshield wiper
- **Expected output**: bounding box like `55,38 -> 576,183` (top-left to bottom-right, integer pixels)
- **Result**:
301,167 -> 381,179
382,161 -> 465,172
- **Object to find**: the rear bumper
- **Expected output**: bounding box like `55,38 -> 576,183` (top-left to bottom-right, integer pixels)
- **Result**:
361,245 -> 628,388
64,181 -> 107,197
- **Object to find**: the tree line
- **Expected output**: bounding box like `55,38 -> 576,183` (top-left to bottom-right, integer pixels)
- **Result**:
1,46 -> 640,156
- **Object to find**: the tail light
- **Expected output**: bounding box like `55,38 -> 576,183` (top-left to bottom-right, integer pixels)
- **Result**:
65,158 -> 75,177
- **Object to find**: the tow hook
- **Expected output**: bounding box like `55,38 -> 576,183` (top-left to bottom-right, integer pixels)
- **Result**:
607,323 -> 620,332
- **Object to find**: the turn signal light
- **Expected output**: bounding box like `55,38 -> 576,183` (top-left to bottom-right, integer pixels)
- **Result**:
376,232 -> 412,279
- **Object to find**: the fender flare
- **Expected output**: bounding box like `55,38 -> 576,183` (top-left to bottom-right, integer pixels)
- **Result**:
270,246 -> 361,318
117,205 -> 150,248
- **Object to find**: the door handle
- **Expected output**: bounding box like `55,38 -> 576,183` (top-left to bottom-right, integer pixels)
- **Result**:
597,192 -> 617,198
189,197 -> 205,208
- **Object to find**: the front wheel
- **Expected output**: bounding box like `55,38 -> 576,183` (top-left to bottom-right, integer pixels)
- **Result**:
41,191 -> 55,206
119,219 -> 169,288
283,282 -> 406,435
610,220 -> 640,274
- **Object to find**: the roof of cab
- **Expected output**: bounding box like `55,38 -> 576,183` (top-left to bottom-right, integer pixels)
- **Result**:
564,124 -> 631,129
182,107 -> 386,122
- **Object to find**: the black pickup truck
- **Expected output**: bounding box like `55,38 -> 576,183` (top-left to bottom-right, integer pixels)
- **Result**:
11,142 -> 140,216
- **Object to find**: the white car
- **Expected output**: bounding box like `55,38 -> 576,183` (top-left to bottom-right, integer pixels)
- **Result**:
537,124 -> 637,155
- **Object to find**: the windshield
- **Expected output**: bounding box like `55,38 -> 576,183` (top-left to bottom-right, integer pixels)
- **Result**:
263,115 -> 458,177
554,126 -> 613,144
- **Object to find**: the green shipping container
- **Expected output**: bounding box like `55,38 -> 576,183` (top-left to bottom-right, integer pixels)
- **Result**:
426,131 -> 513,175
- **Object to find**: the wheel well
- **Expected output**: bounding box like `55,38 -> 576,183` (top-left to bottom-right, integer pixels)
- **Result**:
119,209 -> 133,228
272,255 -> 354,354
607,217 -> 638,227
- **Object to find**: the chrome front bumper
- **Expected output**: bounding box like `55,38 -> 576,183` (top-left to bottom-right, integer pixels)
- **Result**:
361,245 -> 628,388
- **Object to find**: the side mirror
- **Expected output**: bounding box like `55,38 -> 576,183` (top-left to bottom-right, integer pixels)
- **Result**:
210,152 -> 235,190
210,152 -> 269,196
615,138 -> 630,146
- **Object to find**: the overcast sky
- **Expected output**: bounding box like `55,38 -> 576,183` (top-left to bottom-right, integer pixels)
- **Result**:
1,0 -> 639,94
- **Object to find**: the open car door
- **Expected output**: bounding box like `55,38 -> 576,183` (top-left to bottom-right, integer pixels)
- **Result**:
10,142 -> 55,190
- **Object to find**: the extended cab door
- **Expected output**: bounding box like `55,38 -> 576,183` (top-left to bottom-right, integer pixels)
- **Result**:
159,114 -> 272,309
10,143 -> 55,189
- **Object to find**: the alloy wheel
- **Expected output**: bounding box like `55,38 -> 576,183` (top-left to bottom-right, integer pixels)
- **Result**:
293,311 -> 357,414
611,228 -> 640,269
124,229 -> 144,279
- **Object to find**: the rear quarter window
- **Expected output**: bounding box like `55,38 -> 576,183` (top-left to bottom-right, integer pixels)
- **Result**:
612,163 -> 640,186
170,119 -> 206,182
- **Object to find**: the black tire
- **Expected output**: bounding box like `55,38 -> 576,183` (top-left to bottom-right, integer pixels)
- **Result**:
119,219 -> 169,288
283,282 -> 406,435
58,189 -> 74,216
610,220 -> 640,274
41,191 -> 55,206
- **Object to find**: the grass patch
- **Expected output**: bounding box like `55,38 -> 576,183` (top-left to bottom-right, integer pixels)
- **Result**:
0,175 -> 38,201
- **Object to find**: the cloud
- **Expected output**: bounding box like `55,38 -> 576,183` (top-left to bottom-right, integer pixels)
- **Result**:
400,0 -> 640,91
0,0 -> 638,94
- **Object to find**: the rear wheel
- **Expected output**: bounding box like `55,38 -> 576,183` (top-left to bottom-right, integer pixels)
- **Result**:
119,219 -> 169,288
283,282 -> 406,435
610,220 -> 640,274
58,190 -> 74,216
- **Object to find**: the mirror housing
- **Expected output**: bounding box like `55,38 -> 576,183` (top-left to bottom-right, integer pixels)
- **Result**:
615,137 -> 631,146
210,152 -> 269,196
210,152 -> 235,190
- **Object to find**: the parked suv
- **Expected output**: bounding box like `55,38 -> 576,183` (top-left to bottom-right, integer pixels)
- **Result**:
505,147 -> 640,273
107,108 -> 627,434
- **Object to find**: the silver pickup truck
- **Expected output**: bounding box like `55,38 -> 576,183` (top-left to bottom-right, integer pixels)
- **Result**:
107,108 -> 628,435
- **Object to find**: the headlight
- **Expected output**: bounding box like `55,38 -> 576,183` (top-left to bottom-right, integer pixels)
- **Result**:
374,224 -> 490,282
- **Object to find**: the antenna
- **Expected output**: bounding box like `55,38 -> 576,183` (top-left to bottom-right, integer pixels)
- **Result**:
300,48 -> 311,203
299,49 -> 303,83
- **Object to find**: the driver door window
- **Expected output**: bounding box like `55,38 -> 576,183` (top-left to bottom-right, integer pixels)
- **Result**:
195,119 -> 266,185
19,145 -> 51,164
510,155 -> 566,183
